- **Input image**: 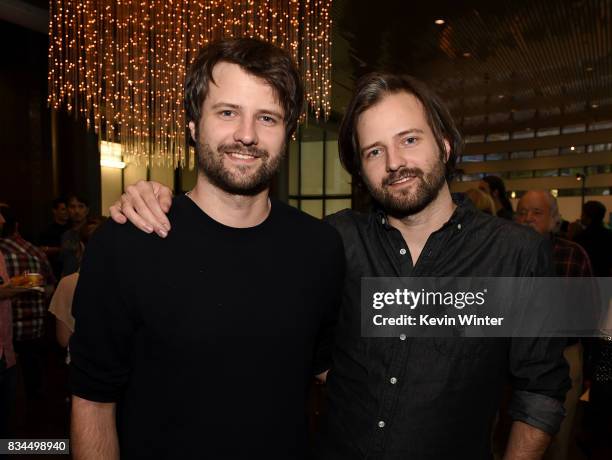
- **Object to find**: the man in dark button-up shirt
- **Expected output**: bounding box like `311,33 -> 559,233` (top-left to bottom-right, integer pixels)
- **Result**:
318,73 -> 570,460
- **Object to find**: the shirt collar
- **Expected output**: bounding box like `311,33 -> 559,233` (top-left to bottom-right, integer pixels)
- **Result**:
373,192 -> 477,230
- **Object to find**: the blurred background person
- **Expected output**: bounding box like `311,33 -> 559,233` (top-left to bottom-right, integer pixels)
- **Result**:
557,220 -> 570,240
0,208 -> 17,437
464,188 -> 496,215
574,200 -> 612,277
479,175 -> 514,220
38,197 -> 70,282
0,204 -> 55,405
60,194 -> 89,277
516,191 -> 592,277
49,216 -> 106,353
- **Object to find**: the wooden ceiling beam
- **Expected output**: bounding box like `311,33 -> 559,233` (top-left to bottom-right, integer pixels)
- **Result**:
460,106 -> 612,135
463,128 -> 612,155
451,87 -> 612,119
435,57 -> 612,102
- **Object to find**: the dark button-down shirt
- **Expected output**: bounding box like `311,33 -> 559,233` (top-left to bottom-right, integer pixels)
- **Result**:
320,197 -> 570,460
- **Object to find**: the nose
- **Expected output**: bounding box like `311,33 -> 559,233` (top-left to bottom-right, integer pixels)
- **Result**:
234,117 -> 258,146
385,145 -> 406,172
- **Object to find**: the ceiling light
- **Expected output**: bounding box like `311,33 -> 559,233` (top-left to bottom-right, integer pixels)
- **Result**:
463,52 -> 471,58
585,66 -> 593,72
498,94 -> 505,99
510,191 -> 517,199
435,19 -> 445,25
592,103 -> 599,108
570,146 -> 575,151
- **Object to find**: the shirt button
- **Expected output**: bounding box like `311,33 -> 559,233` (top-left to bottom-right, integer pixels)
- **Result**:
399,248 -> 407,255
378,420 -> 386,428
390,377 -> 397,384
399,333 -> 407,341
457,224 -> 462,230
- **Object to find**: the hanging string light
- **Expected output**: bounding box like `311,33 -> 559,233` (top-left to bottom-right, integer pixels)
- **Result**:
48,0 -> 333,169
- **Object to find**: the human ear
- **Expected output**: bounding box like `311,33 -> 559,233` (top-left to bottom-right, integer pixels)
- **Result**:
188,121 -> 197,143
443,139 -> 451,162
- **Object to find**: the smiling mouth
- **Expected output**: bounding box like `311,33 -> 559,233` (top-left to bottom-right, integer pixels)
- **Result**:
226,151 -> 260,161
388,175 -> 417,186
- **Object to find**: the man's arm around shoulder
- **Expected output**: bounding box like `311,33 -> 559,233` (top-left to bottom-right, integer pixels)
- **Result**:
71,395 -> 119,460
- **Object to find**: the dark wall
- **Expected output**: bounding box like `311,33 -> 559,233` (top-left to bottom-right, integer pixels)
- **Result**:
54,110 -> 101,218
0,19 -> 99,242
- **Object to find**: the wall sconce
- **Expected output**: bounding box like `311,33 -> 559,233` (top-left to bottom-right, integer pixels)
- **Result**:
100,159 -> 126,169
100,141 -> 126,169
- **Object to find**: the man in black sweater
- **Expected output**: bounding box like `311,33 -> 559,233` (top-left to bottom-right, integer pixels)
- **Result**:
70,38 -> 344,459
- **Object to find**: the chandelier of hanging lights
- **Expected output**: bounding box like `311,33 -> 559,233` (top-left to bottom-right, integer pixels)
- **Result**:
48,0 -> 332,169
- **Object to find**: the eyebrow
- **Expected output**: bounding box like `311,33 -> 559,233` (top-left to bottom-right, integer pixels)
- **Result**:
211,102 -> 241,110
360,128 -> 425,154
211,102 -> 283,119
396,128 -> 425,137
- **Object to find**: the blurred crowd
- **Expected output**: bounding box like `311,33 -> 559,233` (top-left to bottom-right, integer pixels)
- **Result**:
0,195 -> 105,439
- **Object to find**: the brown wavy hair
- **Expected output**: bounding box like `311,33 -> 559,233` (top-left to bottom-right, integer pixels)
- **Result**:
338,73 -> 462,185
184,37 -> 304,140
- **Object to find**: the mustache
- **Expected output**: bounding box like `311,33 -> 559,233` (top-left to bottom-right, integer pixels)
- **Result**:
383,167 -> 424,186
218,143 -> 269,159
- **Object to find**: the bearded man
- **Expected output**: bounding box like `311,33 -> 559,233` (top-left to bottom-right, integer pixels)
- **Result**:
312,73 -> 569,460
69,38 -> 344,460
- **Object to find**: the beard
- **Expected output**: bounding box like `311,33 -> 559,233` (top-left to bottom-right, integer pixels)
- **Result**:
363,154 -> 447,218
196,139 -> 284,196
